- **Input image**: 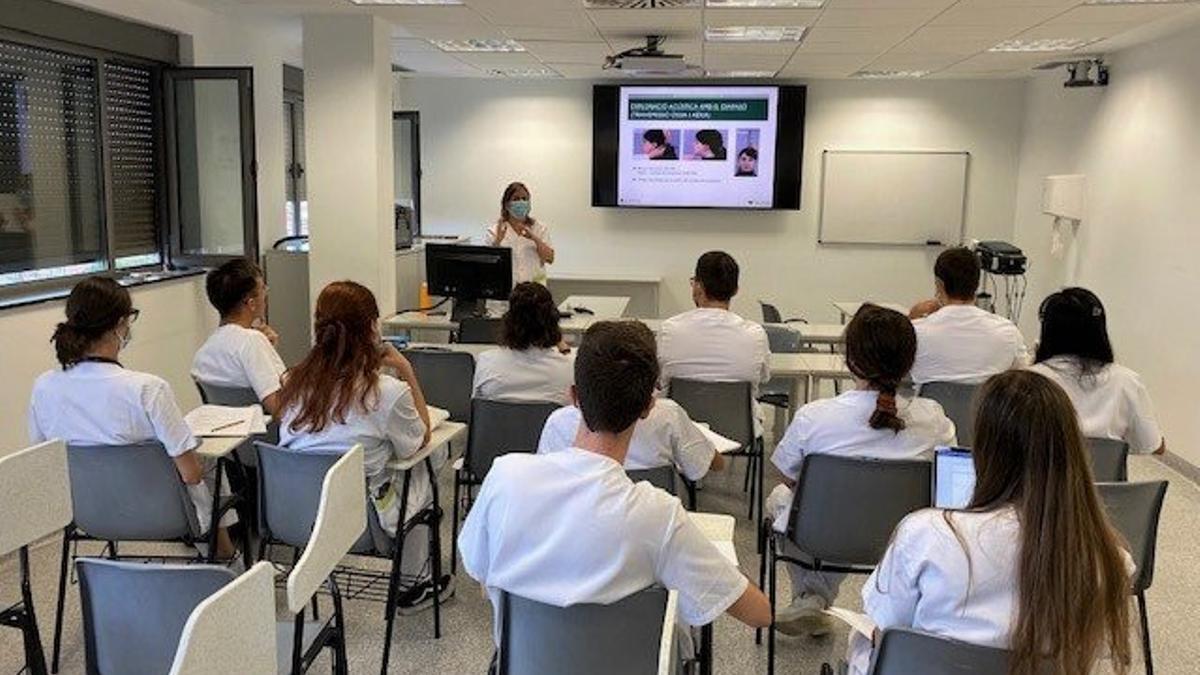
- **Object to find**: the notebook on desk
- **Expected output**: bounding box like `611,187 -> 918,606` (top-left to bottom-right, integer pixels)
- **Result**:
428,405 -> 451,430
186,405 -> 268,437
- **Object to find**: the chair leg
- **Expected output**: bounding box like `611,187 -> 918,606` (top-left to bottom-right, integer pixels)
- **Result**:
767,541 -> 778,675
756,441 -> 766,528
746,452 -> 757,521
1138,592 -> 1153,675
19,547 -> 48,675
743,454 -> 752,493
451,474 -> 462,574
329,578 -> 349,675
756,522 -> 768,646
426,456 -> 443,640
51,528 -> 71,674
379,472 -> 412,675
291,612 -> 305,675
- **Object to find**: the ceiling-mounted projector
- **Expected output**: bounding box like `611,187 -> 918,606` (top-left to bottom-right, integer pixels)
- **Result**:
1035,56 -> 1108,88
604,36 -> 692,75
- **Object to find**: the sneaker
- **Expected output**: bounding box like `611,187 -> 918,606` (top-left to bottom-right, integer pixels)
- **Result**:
775,595 -> 833,637
396,574 -> 456,616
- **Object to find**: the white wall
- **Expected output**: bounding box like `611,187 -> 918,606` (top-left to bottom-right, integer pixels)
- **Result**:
1012,22 -> 1200,467
395,77 -> 1027,322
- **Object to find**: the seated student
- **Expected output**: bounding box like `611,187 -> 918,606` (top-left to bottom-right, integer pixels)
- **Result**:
538,387 -> 726,483
459,321 -> 771,655
191,258 -> 287,415
472,281 -> 573,406
847,370 -> 1134,675
1029,287 -> 1165,455
657,251 -> 770,435
766,304 -> 956,636
28,277 -> 238,557
277,280 -> 451,612
908,247 -> 1028,386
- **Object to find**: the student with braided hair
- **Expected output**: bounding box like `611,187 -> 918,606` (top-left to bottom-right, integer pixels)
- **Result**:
765,304 -> 956,637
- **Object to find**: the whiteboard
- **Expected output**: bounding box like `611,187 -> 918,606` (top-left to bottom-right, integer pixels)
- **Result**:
818,150 -> 969,246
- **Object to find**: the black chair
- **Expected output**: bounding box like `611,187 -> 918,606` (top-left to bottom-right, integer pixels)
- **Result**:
403,348 -> 476,423
668,378 -> 762,522
1096,480 -> 1169,675
451,398 -> 560,573
1087,437 -> 1129,482
919,381 -> 980,447
868,628 -> 1011,675
457,317 -> 503,344
760,454 -> 932,675
759,300 -> 806,325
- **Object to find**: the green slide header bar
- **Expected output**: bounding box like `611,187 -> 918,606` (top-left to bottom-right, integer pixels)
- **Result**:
628,98 -> 769,121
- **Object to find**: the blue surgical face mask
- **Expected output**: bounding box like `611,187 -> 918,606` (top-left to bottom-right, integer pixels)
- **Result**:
507,199 -> 531,221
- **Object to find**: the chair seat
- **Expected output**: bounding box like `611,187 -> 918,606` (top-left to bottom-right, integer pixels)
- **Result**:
275,619 -> 329,674
757,393 -> 790,409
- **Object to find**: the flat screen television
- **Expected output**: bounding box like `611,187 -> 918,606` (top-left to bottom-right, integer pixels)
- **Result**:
592,84 -> 806,210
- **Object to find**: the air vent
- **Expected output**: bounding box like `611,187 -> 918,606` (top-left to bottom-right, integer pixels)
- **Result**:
584,0 -> 699,8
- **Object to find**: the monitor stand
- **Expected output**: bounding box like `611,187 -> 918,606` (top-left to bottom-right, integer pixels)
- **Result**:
450,298 -> 487,323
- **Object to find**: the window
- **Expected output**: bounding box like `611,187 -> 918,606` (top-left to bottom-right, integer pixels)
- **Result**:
393,110 -> 422,243
106,60 -> 163,269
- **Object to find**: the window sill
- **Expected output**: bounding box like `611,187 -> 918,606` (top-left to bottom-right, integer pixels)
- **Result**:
0,268 -> 207,312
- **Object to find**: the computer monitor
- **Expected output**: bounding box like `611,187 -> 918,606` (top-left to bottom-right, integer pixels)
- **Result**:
424,243 -> 512,320
933,447 -> 975,509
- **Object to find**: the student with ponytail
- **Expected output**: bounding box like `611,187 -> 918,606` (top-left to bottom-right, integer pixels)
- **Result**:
278,280 -> 452,613
766,304 -> 956,636
848,370 -> 1134,675
28,277 -> 239,558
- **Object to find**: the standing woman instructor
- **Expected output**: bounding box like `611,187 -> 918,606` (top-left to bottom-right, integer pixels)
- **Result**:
487,182 -> 555,285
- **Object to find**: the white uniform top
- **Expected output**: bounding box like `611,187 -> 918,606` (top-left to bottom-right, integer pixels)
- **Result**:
459,448 -> 748,640
472,346 -> 574,406
486,220 -> 552,285
657,307 -> 772,435
278,374 -> 429,536
771,390 -> 956,530
911,304 -> 1029,385
848,506 -> 1135,675
190,324 -> 287,402
1029,357 -> 1163,453
537,399 -> 717,481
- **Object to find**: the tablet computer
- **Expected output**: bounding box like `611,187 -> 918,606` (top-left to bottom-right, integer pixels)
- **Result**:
933,447 -> 975,509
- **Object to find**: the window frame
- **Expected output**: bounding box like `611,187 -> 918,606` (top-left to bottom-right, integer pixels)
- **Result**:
393,109 -> 422,240
283,86 -> 305,238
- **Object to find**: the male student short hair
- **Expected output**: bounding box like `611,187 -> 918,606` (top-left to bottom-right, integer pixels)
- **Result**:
206,258 -> 263,317
934,247 -> 981,301
575,321 -> 659,434
695,251 -> 739,302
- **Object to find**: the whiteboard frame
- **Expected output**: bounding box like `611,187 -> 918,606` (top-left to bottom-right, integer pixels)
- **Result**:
817,149 -> 971,247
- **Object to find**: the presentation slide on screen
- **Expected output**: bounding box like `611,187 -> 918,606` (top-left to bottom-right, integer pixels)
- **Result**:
617,86 -> 779,209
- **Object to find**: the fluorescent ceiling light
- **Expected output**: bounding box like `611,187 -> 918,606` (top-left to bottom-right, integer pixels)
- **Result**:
431,39 -> 526,52
490,67 -> 561,78
705,26 -> 807,42
705,69 -> 777,77
349,0 -> 464,4
989,37 -> 1103,52
852,69 -> 930,79
706,0 -> 825,7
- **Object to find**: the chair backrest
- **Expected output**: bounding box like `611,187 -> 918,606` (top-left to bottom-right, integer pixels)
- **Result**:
465,398 -> 561,479
169,561 -> 277,675
404,348 -> 476,423
1096,481 -> 1168,594
762,323 -> 802,354
66,442 -> 199,541
667,378 -> 754,449
77,559 -> 235,675
627,466 -> 678,496
919,381 -> 980,447
790,454 -> 931,566
759,301 -> 783,324
0,439 -> 73,556
498,587 -> 669,675
287,446 -> 367,614
459,316 -> 503,345
194,381 -> 259,407
1087,437 -> 1129,482
256,442 -> 377,555
870,628 -> 1011,675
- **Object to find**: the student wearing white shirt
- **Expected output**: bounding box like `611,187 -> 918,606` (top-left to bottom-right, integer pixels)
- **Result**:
657,251 -> 771,434
486,181 -> 554,285
766,304 -> 956,636
1029,287 -> 1165,455
472,282 -> 574,405
459,321 -> 771,658
28,277 -> 238,558
847,370 -> 1135,675
277,280 -> 450,613
908,247 -> 1028,385
191,258 -> 287,415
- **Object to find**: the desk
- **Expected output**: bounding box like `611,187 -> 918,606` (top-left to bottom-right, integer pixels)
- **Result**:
191,433 -> 253,561
692,512 -> 737,675
558,295 -> 630,320
766,322 -> 846,347
194,435 -> 249,459
388,421 -> 468,472
548,273 -> 661,318
385,310 -> 615,338
832,301 -> 909,324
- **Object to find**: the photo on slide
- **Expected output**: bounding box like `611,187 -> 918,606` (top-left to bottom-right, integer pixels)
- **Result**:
633,128 -> 681,161
684,129 -> 728,161
734,128 -> 760,177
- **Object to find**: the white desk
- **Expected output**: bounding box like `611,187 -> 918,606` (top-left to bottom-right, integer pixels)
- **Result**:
691,511 -> 736,675
195,435 -> 249,459
558,295 -> 630,320
385,307 -> 632,337
547,273 -> 661,318
389,421 -> 467,471
832,301 -> 909,324
766,322 -> 846,346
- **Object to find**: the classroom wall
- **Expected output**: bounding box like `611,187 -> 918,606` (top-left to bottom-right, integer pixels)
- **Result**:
1011,21 -> 1200,468
395,77 -> 1027,323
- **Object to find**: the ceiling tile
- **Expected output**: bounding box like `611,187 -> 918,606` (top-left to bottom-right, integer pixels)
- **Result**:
451,51 -> 545,67
392,51 -> 483,77
522,40 -> 614,63
587,8 -> 702,35
486,9 -> 593,29
886,31 -> 1000,56
865,53 -> 960,72
928,5 -> 1066,28
815,7 -> 943,28
396,23 -> 510,40
703,8 -> 822,27
824,0 -> 955,7
372,6 -> 482,24
1051,4 -> 1194,26
544,63 -> 612,78
501,25 -> 605,41
797,25 -> 910,52
779,52 -> 877,75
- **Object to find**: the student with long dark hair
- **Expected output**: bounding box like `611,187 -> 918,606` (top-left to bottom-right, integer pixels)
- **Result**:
849,370 -> 1134,675
642,129 -> 678,160
28,277 -> 239,557
1030,287 -> 1164,454
472,282 -> 573,405
486,181 -> 555,284
692,129 -> 727,160
767,304 -> 955,636
277,280 -> 451,612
